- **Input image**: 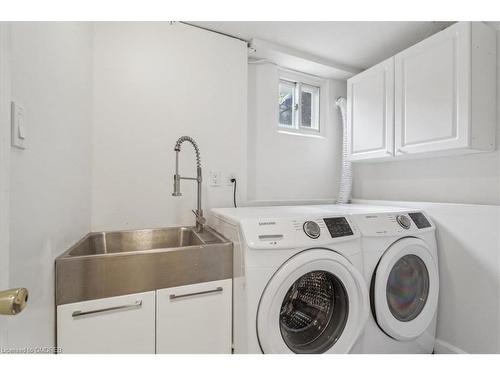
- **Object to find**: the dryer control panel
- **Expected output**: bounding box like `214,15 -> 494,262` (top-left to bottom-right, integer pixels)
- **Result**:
351,211 -> 434,237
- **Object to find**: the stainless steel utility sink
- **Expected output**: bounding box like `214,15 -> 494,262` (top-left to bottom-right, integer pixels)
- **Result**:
56,226 -> 232,305
67,227 -> 222,256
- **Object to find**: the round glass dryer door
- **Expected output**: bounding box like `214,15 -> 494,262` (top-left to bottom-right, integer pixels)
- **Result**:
257,249 -> 369,354
372,238 -> 439,341
386,254 -> 429,322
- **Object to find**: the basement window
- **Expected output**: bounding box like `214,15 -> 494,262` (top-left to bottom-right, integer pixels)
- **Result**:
278,72 -> 321,134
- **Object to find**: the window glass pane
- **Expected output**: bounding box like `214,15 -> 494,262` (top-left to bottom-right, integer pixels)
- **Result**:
301,91 -> 312,127
300,84 -> 319,130
279,82 -> 294,127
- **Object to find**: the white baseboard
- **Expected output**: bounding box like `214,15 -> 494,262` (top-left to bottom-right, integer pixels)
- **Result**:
434,339 -> 468,354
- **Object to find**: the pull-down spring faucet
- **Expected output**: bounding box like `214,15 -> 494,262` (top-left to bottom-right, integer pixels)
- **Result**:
172,136 -> 205,232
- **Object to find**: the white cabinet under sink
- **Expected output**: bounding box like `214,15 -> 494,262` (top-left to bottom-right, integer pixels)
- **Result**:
347,22 -> 496,162
57,291 -> 156,354
57,280 -> 232,354
156,279 -> 232,354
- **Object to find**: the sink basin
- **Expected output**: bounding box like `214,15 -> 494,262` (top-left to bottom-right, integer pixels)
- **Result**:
68,227 -> 222,256
56,226 -> 232,305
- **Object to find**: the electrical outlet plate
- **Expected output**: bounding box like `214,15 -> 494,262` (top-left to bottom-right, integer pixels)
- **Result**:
228,173 -> 237,186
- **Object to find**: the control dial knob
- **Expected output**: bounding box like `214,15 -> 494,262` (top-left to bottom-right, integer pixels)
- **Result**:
396,215 -> 411,229
303,221 -> 321,239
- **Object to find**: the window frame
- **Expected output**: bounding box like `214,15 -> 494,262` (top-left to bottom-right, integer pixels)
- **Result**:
277,70 -> 326,137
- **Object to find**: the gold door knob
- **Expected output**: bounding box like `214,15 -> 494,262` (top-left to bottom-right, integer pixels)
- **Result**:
0,288 -> 28,315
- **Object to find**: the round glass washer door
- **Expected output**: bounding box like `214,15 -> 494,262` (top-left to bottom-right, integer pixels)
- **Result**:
372,238 -> 439,341
257,249 -> 369,354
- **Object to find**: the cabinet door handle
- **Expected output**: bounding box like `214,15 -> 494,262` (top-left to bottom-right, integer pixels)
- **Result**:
169,287 -> 223,300
72,300 -> 142,318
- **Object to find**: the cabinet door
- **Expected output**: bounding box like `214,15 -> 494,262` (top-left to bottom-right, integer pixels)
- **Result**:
395,22 -> 471,155
57,291 -> 155,354
156,279 -> 232,354
347,57 -> 394,161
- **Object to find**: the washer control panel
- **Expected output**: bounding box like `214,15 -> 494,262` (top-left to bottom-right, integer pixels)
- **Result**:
396,214 -> 411,229
323,217 -> 354,238
408,212 -> 432,229
303,221 -> 321,239
241,215 -> 360,249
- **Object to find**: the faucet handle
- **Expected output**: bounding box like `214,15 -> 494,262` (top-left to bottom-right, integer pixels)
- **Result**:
192,210 -> 206,224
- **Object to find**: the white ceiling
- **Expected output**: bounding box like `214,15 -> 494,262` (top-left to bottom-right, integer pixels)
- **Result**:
192,21 -> 454,70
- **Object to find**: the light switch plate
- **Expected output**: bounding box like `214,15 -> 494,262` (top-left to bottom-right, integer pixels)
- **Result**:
209,170 -> 221,186
11,102 -> 26,149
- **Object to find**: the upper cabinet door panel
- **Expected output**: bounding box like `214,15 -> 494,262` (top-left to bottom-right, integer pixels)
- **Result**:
347,58 -> 394,161
352,74 -> 385,151
402,40 -> 456,143
395,22 -> 471,154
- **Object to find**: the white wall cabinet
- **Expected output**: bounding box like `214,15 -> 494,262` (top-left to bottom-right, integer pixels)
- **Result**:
57,280 -> 232,354
57,291 -> 156,354
156,279 -> 232,354
347,57 -> 394,161
394,22 -> 496,157
347,22 -> 496,162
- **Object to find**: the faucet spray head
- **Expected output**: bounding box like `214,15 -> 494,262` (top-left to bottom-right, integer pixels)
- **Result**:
172,174 -> 182,196
172,147 -> 182,196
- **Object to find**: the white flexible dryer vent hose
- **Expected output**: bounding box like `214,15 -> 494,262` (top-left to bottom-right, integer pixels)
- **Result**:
335,97 -> 352,204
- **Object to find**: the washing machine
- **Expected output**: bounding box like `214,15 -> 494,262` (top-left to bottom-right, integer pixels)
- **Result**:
349,209 -> 439,353
209,205 -> 370,354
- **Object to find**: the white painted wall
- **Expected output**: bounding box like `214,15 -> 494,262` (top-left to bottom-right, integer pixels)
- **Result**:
352,28 -> 500,206
7,22 -> 93,348
354,199 -> 500,354
91,22 -> 247,231
0,24 -> 12,347
247,62 -> 345,204
352,148 -> 500,205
